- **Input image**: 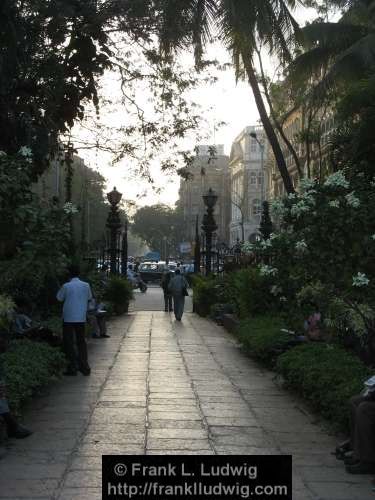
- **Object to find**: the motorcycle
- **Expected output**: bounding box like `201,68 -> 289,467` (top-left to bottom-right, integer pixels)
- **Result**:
131,273 -> 147,293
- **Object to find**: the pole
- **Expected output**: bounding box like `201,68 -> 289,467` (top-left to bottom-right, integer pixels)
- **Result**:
194,215 -> 201,274
121,221 -> 128,276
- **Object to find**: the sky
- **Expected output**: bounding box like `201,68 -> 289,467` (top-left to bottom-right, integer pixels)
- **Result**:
74,4 -> 320,208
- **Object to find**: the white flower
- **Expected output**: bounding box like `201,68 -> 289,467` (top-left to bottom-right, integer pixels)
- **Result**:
269,233 -> 278,241
279,296 -> 287,302
295,239 -> 308,254
0,151 -> 7,157
299,177 -> 316,191
290,201 -> 311,217
270,285 -> 282,296
300,192 -> 316,206
63,202 -> 79,215
259,265 -> 278,277
270,199 -> 287,218
260,239 -> 272,249
329,200 -> 340,208
371,235 -> 375,241
18,146 -> 33,158
324,171 -> 349,189
352,272 -> 370,287
242,242 -> 254,254
345,191 -> 360,208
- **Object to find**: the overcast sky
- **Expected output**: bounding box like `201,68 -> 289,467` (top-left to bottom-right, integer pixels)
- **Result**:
75,4 -> 320,208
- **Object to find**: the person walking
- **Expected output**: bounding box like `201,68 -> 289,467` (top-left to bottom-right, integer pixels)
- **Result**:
168,269 -> 189,321
57,264 -> 93,376
161,270 -> 173,312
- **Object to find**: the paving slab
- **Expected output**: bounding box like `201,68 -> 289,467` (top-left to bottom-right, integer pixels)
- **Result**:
0,299 -> 374,499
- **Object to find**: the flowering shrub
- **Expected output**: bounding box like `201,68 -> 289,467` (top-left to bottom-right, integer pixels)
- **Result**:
250,169 -> 375,349
0,153 -> 71,311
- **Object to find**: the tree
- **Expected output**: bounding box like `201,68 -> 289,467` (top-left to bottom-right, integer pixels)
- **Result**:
0,0 -> 123,174
288,0 -> 375,103
155,0 -> 302,194
259,201 -> 273,240
132,204 -> 184,253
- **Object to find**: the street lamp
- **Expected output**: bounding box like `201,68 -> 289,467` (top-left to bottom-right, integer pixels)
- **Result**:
202,188 -> 218,276
106,187 -> 122,274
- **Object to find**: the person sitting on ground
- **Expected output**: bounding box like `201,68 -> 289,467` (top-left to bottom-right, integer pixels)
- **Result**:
127,264 -> 137,286
333,375 -> 375,474
0,336 -> 32,439
11,300 -> 61,347
304,303 -> 323,341
160,270 -> 173,312
87,297 -> 109,338
337,382 -> 375,474
12,299 -> 39,337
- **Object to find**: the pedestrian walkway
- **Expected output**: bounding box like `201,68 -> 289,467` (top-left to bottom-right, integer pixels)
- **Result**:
130,284 -> 193,312
0,311 -> 373,499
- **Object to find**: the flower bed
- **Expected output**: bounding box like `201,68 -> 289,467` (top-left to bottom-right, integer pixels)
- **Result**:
1,339 -> 65,413
277,343 -> 371,432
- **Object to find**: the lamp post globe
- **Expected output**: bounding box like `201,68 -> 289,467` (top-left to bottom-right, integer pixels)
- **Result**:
107,186 -> 122,206
203,188 -> 218,209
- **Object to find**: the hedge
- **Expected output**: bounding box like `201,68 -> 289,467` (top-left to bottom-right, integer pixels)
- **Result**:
236,315 -> 290,365
277,343 -> 371,432
1,339 -> 66,413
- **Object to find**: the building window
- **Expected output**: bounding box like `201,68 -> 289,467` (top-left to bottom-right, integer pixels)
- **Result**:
249,233 -> 260,243
250,172 -> 257,185
251,140 -> 256,152
252,199 -> 261,216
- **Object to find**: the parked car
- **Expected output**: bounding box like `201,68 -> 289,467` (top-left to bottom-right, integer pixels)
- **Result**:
138,261 -> 168,283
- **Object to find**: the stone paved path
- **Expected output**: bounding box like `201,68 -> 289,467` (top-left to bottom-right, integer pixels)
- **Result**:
0,310 -> 374,499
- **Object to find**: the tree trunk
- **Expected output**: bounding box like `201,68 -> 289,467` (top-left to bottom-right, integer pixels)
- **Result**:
256,47 -> 303,179
242,53 -> 295,195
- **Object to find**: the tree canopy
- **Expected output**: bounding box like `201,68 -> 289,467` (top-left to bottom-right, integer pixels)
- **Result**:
132,204 -> 184,252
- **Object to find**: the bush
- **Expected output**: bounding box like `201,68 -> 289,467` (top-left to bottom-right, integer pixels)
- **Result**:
104,276 -> 134,315
236,315 -> 290,365
0,294 -> 15,333
1,339 -> 66,413
229,268 -> 279,318
192,275 -> 224,317
277,343 -> 371,431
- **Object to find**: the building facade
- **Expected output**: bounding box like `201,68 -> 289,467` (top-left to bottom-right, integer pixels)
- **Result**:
229,126 -> 268,245
267,106 -> 336,200
178,145 -> 230,246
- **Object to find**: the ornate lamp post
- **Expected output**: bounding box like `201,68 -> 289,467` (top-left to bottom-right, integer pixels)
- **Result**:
106,187 -> 122,274
202,188 -> 218,276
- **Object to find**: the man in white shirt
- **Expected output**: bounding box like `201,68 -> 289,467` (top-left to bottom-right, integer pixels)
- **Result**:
57,265 -> 93,376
